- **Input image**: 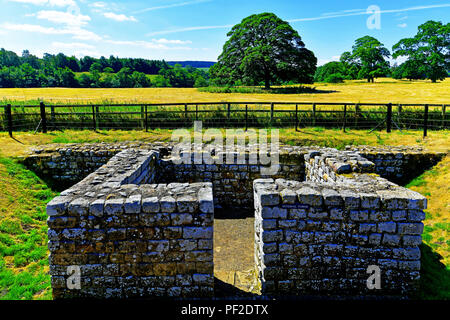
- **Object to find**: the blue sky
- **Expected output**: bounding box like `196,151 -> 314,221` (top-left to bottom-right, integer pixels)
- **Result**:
0,0 -> 449,65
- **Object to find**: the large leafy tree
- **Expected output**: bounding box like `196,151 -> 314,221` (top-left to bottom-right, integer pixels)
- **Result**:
392,20 -> 449,83
340,51 -> 360,79
350,36 -> 390,83
391,60 -> 426,81
314,61 -> 346,82
211,12 -> 317,89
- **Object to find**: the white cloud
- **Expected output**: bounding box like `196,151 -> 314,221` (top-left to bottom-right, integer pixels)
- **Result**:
36,10 -> 91,26
397,23 -> 407,28
2,22 -> 63,34
133,0 -> 211,14
288,4 -> 450,23
89,1 -> 106,8
103,12 -> 137,22
105,39 -> 192,50
147,25 -> 232,36
8,0 -> 76,7
2,22 -> 101,41
152,38 -> 192,45
51,41 -> 95,49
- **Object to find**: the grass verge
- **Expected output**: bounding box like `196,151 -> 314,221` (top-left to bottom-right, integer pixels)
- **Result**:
0,157 -> 57,300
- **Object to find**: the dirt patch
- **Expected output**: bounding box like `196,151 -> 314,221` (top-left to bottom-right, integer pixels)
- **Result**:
214,217 -> 260,294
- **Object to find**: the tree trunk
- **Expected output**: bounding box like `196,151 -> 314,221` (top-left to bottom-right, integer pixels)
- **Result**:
265,77 -> 270,90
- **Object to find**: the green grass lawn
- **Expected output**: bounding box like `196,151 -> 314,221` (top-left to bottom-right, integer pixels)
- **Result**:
0,157 -> 57,300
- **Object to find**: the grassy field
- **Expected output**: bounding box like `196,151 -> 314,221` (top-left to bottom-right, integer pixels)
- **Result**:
0,78 -> 449,105
0,128 -> 448,299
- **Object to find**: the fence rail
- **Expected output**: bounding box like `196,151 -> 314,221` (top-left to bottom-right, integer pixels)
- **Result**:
1,102 -> 449,137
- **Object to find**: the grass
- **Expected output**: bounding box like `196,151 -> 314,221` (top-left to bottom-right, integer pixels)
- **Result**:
0,78 -> 448,104
406,156 -> 450,267
198,85 -> 325,94
0,157 -> 57,300
403,155 -> 450,299
0,128 -> 448,299
0,128 -> 448,158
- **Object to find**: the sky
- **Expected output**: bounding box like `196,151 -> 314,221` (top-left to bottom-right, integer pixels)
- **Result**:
0,0 -> 449,65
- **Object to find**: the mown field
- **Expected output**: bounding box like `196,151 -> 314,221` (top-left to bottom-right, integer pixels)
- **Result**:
0,78 -> 449,105
0,128 -> 448,299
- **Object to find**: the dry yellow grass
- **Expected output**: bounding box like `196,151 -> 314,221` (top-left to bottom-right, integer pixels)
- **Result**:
406,156 -> 450,266
0,128 -> 448,158
0,78 -> 449,105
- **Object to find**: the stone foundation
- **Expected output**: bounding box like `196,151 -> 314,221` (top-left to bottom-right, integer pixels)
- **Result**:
47,149 -> 214,299
38,143 -> 443,299
254,176 -> 425,296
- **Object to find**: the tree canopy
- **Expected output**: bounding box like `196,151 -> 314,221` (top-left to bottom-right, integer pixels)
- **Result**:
210,12 -> 317,89
392,20 -> 449,82
349,36 -> 390,83
0,48 -> 210,88
314,61 -> 347,83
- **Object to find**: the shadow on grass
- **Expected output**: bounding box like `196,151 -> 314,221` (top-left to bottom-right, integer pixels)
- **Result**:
199,86 -> 338,95
415,243 -> 450,300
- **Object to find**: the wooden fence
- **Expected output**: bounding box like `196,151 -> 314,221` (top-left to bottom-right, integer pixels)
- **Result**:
1,102 -> 448,137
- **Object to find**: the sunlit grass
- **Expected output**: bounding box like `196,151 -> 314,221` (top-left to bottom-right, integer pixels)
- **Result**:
0,157 -> 57,300
0,78 -> 448,105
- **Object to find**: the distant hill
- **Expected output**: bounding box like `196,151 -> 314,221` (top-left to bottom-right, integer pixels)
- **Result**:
167,61 -> 216,68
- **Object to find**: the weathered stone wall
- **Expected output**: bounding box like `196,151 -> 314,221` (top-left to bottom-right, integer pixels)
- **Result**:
254,177 -> 426,297
47,149 -> 214,299
158,145 -> 311,213
305,149 -> 375,184
22,142 -> 172,187
347,146 -> 445,185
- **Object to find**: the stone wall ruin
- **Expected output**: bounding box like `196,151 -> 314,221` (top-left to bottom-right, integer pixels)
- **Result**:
28,142 -> 444,299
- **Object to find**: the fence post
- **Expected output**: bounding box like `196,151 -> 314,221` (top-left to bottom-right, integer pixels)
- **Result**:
184,104 -> 188,125
386,103 -> 392,133
96,106 -> 100,130
6,104 -> 12,137
295,104 -> 298,132
270,103 -> 274,125
227,103 -> 231,121
195,104 -> 198,121
423,104 -> 429,137
312,103 -> 316,126
442,105 -> 446,129
92,105 -> 96,131
245,104 -> 248,131
140,106 -> 144,129
145,105 -> 148,132
50,105 -> 55,129
342,104 -> 347,132
40,101 -> 47,133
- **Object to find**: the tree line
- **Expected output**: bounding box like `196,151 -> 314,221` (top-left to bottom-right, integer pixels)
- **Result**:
0,16 -> 447,89
314,20 -> 449,83
0,50 -> 209,88
210,15 -> 448,88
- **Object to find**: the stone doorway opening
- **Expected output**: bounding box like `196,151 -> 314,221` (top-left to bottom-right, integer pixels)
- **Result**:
214,216 -> 260,295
